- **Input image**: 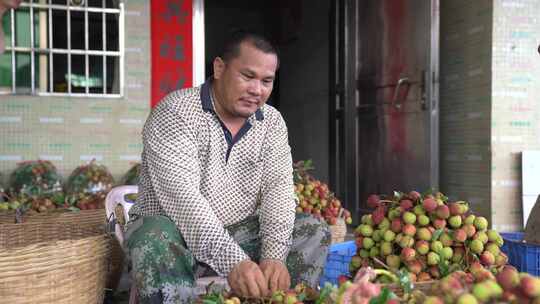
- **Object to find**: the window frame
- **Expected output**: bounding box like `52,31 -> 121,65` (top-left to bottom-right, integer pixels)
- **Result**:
1,0 -> 125,98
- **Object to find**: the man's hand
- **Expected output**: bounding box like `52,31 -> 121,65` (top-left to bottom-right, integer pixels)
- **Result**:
260,259 -> 291,294
228,260 -> 269,298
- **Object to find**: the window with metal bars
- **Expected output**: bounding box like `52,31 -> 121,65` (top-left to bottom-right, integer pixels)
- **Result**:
0,0 -> 124,97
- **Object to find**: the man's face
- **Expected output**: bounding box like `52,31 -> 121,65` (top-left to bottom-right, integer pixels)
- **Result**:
213,42 -> 278,119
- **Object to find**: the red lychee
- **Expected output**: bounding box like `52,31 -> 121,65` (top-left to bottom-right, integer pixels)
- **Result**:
367,194 -> 381,209
435,205 -> 450,219
400,199 -> 414,211
423,198 -> 438,213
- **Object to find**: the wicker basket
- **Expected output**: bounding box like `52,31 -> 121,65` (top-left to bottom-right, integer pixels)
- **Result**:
0,221 -> 110,304
329,217 -> 347,244
0,209 -> 125,291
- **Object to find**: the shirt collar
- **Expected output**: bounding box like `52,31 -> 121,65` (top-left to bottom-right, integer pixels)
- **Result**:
200,78 -> 264,121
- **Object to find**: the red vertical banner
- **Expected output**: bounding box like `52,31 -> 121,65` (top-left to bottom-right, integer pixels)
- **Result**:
151,0 -> 193,107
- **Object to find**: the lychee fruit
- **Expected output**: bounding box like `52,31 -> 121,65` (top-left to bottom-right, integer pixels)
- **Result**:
433,218 -> 447,229
383,230 -> 396,242
366,194 -> 380,209
415,240 -> 430,255
480,251 -> 495,266
391,218 -> 403,233
463,224 -> 477,238
418,214 -> 430,226
474,216 -> 488,230
435,205 -> 450,219
470,239 -> 484,254
464,214 -> 476,225
449,215 -> 463,228
402,223 -> 417,237
496,266 -> 520,291
381,241 -> 393,256
403,211 -> 417,224
372,205 -> 386,225
456,293 -> 478,304
427,252 -> 441,265
417,227 -> 432,241
423,198 -> 438,213
440,232 -> 454,246
400,199 -> 414,211
386,254 -> 401,269
413,205 -> 426,216
408,191 -> 422,202
453,229 -> 468,242
520,275 -> 540,298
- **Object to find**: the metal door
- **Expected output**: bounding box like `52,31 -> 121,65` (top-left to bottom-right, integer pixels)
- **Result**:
330,0 -> 439,221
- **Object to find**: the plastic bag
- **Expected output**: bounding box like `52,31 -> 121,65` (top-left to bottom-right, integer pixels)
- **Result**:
65,160 -> 115,195
8,160 -> 63,197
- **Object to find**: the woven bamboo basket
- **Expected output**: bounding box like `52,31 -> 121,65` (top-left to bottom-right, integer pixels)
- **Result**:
0,221 -> 110,304
0,208 -> 125,291
329,217 -> 347,244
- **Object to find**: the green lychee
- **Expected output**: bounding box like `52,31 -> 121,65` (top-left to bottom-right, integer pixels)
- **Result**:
369,247 -> 380,257
464,214 -> 476,225
372,229 -> 383,242
449,215 -> 463,228
486,243 -> 500,257
431,240 -> 443,253
387,254 -> 401,269
417,227 -> 433,241
358,224 -> 373,237
378,218 -> 390,230
441,247 -> 453,260
440,232 -> 454,246
413,205 -> 426,216
470,239 -> 484,254
403,211 -> 417,224
418,214 -> 430,226
384,230 -> 396,242
456,293 -> 478,304
427,252 -> 441,265
381,241 -> 393,256
362,237 -> 374,249
415,240 -> 430,255
473,231 -> 489,244
474,216 -> 488,230
487,230 -> 500,242
359,249 -> 370,258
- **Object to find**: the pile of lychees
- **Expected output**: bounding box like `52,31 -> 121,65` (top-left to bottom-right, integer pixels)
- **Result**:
293,160 -> 352,226
351,190 -> 506,282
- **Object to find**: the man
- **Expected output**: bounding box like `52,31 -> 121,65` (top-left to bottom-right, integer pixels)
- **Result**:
0,0 -> 22,54
126,31 -> 331,303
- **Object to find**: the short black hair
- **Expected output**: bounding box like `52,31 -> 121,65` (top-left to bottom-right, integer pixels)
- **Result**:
220,30 -> 279,67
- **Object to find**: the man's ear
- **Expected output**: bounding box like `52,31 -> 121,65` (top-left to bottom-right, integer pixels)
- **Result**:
213,57 -> 225,79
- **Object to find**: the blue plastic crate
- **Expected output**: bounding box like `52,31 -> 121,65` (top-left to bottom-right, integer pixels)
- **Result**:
501,232 -> 540,276
320,240 -> 357,286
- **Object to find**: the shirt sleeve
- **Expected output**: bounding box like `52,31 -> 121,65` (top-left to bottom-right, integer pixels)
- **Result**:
258,112 -> 296,262
142,104 -> 249,276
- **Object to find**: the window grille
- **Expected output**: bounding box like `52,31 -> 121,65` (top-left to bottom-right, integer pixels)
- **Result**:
0,0 -> 124,98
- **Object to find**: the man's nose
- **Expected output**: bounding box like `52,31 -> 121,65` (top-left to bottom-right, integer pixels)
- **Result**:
247,80 -> 262,96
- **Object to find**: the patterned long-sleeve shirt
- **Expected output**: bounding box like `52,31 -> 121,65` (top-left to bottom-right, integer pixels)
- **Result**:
128,80 -> 296,276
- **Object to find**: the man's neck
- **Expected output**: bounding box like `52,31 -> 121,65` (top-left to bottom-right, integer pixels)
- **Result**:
211,84 -> 247,135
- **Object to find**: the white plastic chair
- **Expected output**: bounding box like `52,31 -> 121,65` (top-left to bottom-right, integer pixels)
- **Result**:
105,186 -> 228,303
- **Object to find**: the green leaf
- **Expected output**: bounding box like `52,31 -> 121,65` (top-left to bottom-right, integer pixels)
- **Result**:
369,287 -> 397,304
316,283 -> 335,304
68,206 -> 80,212
393,191 -> 404,201
438,258 -> 450,277
432,229 -> 444,241
397,269 -> 413,294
